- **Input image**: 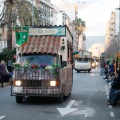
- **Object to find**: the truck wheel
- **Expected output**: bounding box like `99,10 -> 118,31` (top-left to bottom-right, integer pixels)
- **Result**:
77,70 -> 79,73
16,96 -> 23,103
58,92 -> 63,103
88,70 -> 90,73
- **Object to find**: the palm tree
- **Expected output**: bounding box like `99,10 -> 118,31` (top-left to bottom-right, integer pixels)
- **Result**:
72,18 -> 86,36
69,17 -> 86,50
3,0 -> 39,50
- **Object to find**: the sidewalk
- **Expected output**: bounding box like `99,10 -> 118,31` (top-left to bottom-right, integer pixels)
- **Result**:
0,82 -> 10,88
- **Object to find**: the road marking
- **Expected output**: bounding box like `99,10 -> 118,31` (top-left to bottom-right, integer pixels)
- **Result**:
66,100 -> 75,108
70,107 -> 96,117
57,100 -> 96,117
106,92 -> 109,95
105,87 -> 108,90
105,86 -> 108,88
57,100 -> 78,116
109,105 -> 112,108
110,112 -> 114,117
90,74 -> 99,76
0,116 -> 5,120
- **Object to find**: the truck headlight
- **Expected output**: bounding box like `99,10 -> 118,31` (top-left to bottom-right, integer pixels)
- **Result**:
92,63 -> 95,66
96,62 -> 98,65
50,81 -> 57,87
15,80 -> 22,86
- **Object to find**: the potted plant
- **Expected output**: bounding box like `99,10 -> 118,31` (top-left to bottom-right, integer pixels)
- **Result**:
13,63 -> 21,70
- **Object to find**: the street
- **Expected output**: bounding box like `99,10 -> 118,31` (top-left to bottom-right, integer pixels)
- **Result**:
0,67 -> 120,120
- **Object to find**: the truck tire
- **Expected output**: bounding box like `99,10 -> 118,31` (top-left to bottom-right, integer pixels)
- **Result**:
88,70 -> 90,73
77,70 -> 79,73
16,96 -> 23,103
57,92 -> 63,103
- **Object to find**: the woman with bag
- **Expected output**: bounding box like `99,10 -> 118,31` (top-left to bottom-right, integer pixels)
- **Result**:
0,60 -> 5,88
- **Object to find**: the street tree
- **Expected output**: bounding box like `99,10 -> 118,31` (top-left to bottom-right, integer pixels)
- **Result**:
2,0 -> 39,50
69,17 -> 86,50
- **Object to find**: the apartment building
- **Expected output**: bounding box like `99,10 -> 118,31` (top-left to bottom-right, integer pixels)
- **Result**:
89,43 -> 104,58
0,0 -> 72,52
33,0 -> 54,25
105,11 -> 116,49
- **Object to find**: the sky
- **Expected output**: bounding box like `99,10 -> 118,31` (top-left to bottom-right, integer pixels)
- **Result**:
51,0 -> 119,37
0,0 -> 119,37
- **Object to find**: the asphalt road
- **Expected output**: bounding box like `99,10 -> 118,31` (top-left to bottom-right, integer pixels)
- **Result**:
0,67 -> 120,120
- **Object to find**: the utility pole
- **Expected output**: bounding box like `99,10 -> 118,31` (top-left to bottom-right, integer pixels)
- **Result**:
31,0 -> 34,26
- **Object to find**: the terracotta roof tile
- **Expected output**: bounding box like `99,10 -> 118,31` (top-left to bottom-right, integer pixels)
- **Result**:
22,36 -> 61,55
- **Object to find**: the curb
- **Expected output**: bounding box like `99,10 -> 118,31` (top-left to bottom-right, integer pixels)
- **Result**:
0,82 -> 10,88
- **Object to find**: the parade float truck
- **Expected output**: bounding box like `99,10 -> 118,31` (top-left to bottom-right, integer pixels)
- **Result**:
73,50 -> 92,73
10,25 -> 73,103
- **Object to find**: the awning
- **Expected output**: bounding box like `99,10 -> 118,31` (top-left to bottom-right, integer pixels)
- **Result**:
72,51 -> 79,55
21,36 -> 60,55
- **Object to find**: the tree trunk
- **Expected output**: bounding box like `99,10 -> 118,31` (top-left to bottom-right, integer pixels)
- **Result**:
7,22 -> 12,50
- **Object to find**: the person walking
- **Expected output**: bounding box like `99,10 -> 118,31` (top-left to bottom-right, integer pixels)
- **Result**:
4,62 -> 12,82
0,60 -> 6,88
100,59 -> 105,75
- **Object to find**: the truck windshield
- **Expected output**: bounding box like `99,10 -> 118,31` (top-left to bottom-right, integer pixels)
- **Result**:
18,55 -> 56,66
77,58 -> 90,63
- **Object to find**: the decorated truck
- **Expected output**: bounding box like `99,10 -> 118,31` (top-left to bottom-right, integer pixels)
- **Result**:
73,50 -> 92,73
10,25 -> 73,103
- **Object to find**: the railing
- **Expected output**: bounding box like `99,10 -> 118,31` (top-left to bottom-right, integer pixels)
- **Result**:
14,68 -> 59,80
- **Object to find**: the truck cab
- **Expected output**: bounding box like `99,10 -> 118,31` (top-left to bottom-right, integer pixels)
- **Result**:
74,50 -> 92,73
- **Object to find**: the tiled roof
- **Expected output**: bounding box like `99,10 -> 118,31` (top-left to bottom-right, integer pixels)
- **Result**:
22,36 -> 60,55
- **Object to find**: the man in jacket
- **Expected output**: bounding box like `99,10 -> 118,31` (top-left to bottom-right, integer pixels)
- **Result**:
100,59 -> 105,75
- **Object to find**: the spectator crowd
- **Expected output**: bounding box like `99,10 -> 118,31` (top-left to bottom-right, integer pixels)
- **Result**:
100,59 -> 120,106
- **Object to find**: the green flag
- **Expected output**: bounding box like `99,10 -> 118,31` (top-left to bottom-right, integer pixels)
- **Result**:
14,26 -> 29,46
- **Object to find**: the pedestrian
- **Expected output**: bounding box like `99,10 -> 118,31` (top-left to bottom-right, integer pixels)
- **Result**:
103,63 -> 109,79
106,69 -> 120,106
108,61 -> 114,77
100,59 -> 105,75
104,61 -> 115,83
4,62 -> 12,82
0,60 -> 6,88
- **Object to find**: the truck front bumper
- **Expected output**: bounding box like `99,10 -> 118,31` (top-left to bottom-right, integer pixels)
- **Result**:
11,86 -> 61,97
